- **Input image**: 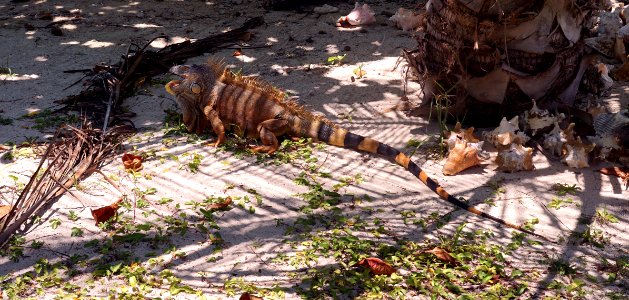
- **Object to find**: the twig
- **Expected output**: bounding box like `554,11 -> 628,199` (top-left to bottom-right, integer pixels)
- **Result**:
88,168 -> 126,196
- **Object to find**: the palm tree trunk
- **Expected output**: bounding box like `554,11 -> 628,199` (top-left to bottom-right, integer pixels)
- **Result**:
407,0 -> 608,126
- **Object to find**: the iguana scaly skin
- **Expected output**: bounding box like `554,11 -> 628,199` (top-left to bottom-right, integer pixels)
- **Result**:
165,60 -> 547,240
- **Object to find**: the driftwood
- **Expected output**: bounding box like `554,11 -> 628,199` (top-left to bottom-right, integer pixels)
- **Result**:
0,122 -> 134,247
57,16 -> 264,130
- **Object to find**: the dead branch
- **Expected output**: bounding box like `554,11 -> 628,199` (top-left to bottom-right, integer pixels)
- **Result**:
56,16 -> 264,129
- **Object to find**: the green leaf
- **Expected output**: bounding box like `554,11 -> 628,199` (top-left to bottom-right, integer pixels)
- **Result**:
113,233 -> 146,244
50,218 -> 62,229
70,227 -> 84,237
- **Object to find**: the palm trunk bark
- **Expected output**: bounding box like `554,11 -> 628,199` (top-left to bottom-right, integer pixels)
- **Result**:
407,0 -> 607,126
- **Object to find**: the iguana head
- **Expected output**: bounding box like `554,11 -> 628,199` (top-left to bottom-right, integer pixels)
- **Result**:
165,64 -> 218,134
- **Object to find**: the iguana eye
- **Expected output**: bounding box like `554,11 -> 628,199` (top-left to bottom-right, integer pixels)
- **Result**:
190,83 -> 201,94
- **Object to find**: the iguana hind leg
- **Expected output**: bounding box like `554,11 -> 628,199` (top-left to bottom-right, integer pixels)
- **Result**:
204,107 -> 226,147
251,119 -> 289,154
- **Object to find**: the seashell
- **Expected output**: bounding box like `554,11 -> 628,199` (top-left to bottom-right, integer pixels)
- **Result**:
542,122 -> 565,157
522,100 -> 564,135
338,2 -> 376,26
442,139 -> 483,176
483,116 -> 530,147
562,136 -> 595,168
496,144 -> 534,172
444,122 -> 479,150
389,8 -> 422,31
542,122 -> 575,157
588,110 -> 629,158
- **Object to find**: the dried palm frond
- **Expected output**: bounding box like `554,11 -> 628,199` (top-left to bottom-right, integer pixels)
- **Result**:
0,121 -> 133,247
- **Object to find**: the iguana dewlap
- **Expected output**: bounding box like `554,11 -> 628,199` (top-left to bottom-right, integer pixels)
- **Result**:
165,60 -> 547,240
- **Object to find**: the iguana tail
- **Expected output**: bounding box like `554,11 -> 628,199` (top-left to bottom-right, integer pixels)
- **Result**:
306,121 -> 549,240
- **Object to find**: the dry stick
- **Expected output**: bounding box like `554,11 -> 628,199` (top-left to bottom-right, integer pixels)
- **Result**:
88,168 -> 126,196
0,125 -> 126,247
0,129 -> 60,231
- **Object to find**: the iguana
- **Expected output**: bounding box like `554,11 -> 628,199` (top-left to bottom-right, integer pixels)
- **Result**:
165,60 -> 547,240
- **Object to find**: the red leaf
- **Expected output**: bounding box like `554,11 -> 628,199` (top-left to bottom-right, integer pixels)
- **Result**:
600,167 -> 629,188
240,293 -> 263,300
599,167 -> 628,178
122,153 -> 143,171
354,257 -> 396,276
208,197 -> 232,210
423,247 -> 459,265
91,198 -> 123,224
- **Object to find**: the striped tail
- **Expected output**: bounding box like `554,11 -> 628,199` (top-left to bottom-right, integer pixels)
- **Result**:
311,122 -> 549,241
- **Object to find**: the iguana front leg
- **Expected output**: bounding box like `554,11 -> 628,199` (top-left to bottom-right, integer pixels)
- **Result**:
251,119 -> 289,154
203,106 -> 226,147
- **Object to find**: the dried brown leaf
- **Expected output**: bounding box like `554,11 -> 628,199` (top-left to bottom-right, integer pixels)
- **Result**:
599,167 -> 629,177
122,153 -> 143,171
208,197 -> 232,210
240,293 -> 263,300
600,167 -> 629,188
424,247 -> 459,265
354,257 -> 396,276
91,198 -> 123,224
0,205 -> 12,219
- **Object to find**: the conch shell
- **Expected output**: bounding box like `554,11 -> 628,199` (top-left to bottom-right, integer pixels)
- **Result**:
443,139 -> 483,176
522,100 -> 564,135
542,122 -> 575,157
563,136 -> 595,168
496,144 -> 534,172
444,122 -> 479,150
588,110 -> 629,158
442,123 -> 484,176
389,8 -> 422,31
338,2 -> 376,26
483,116 -> 530,147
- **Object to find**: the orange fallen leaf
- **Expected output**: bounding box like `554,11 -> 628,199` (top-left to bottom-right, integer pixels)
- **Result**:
208,197 -> 232,210
239,293 -> 263,300
122,153 -> 143,171
0,205 -> 12,219
423,247 -> 459,265
354,257 -> 396,276
232,49 -> 242,56
91,198 -> 123,224
599,167 -> 629,177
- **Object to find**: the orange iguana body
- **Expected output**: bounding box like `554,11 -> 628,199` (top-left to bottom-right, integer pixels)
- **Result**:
165,60 -> 547,240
